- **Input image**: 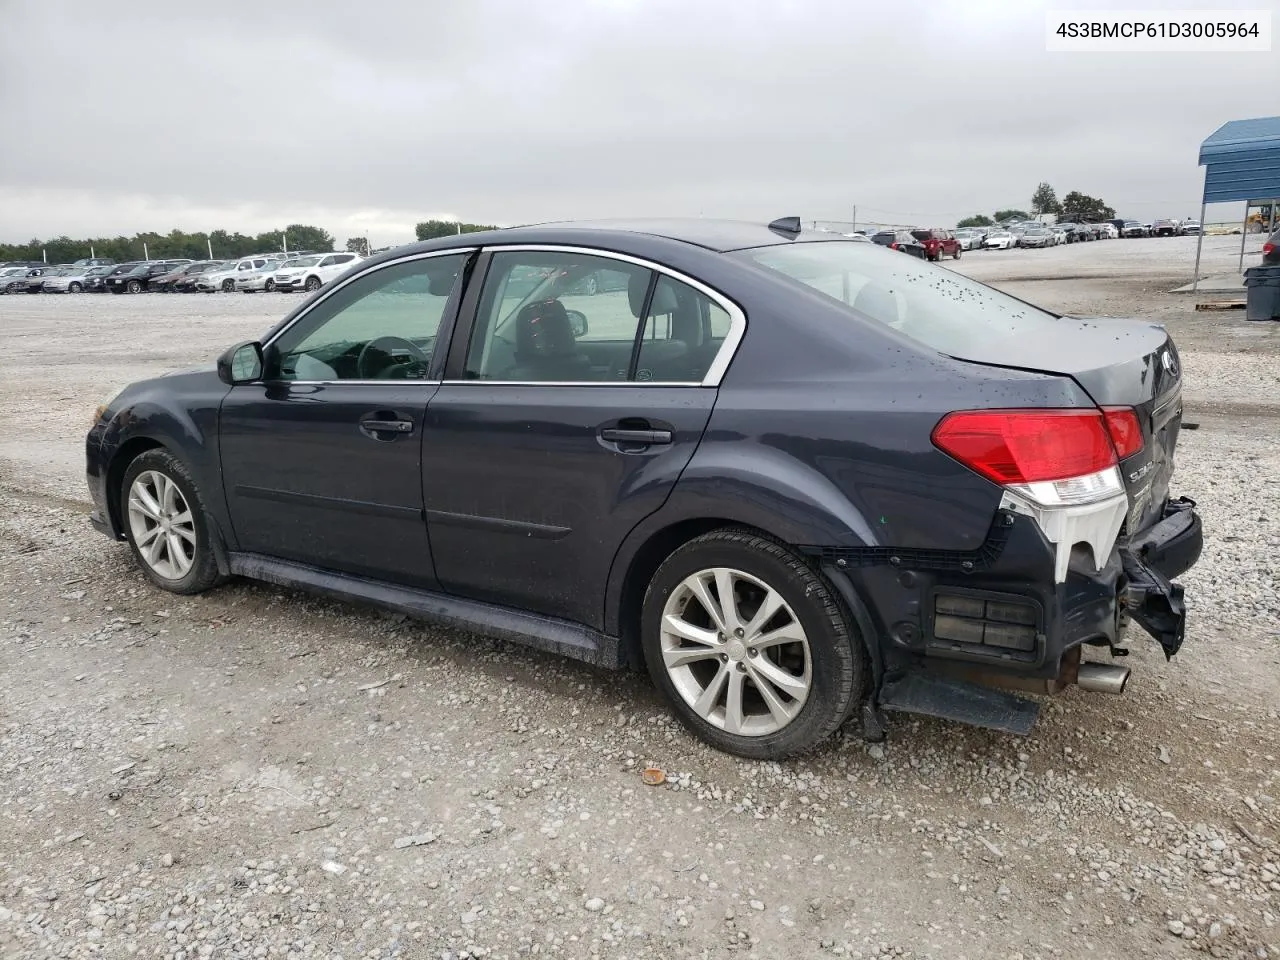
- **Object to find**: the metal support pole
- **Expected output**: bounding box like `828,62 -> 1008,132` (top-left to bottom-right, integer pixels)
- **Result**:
1239,204 -> 1249,273
1191,199 -> 1207,292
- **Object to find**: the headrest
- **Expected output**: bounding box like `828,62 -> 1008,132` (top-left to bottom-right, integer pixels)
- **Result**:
515,299 -> 575,357
853,283 -> 902,326
628,273 -> 681,318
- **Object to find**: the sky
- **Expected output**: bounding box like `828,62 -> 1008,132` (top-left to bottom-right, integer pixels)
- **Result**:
1,0 -> 1277,246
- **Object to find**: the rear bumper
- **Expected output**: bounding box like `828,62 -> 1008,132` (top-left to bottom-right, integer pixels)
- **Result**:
821,495 -> 1203,687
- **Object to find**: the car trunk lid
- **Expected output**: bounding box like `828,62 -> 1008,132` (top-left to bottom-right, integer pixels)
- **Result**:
945,317 -> 1184,533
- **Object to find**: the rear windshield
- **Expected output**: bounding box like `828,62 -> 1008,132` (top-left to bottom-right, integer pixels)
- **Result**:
909,230 -> 931,242
738,241 -> 1062,356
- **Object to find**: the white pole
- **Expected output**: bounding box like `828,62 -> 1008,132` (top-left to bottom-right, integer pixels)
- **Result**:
43,248 -> 47,263
455,222 -> 461,235
90,245 -> 95,258
1239,204 -> 1249,273
207,236 -> 213,259
283,230 -> 288,256
143,242 -> 149,261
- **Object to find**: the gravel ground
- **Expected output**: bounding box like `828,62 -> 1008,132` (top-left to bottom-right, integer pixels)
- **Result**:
1,236 -> 1278,959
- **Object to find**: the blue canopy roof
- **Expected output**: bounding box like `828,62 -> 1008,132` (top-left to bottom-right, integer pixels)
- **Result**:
1198,116 -> 1280,204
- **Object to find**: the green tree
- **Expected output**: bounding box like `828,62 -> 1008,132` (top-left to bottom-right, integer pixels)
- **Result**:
345,236 -> 371,256
993,209 -> 1030,223
957,214 -> 994,228
1031,182 -> 1061,216
414,219 -> 499,241
1060,191 -> 1116,222
282,224 -> 333,253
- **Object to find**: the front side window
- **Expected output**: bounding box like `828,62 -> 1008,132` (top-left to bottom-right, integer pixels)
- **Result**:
740,240 -> 1062,356
270,253 -> 467,382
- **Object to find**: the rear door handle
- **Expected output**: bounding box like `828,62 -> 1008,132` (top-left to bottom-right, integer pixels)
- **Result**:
599,427 -> 672,445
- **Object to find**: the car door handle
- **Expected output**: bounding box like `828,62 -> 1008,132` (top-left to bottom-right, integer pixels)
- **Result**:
359,416 -> 415,438
599,427 -> 672,445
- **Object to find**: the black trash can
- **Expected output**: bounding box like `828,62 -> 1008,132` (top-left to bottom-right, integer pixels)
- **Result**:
1244,265 -> 1280,321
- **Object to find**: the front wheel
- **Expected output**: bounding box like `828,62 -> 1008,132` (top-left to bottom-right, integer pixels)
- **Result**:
221,279 -> 235,292
121,449 -> 225,595
953,246 -> 961,260
641,529 -> 864,760
304,275 -> 321,292
69,282 -> 82,293
264,278 -> 275,292
126,279 -> 142,294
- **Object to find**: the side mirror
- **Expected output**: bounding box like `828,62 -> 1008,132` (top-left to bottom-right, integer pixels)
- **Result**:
217,341 -> 264,385
566,309 -> 588,338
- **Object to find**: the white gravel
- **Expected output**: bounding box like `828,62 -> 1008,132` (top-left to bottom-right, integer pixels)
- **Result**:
1,242 -> 1278,959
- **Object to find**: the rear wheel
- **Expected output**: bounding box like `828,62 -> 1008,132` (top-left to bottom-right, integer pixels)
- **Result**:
953,246 -> 961,260
121,449 -> 226,595
126,279 -> 142,294
641,529 -> 864,759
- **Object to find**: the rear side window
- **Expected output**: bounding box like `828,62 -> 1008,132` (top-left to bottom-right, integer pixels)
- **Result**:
740,241 -> 1062,356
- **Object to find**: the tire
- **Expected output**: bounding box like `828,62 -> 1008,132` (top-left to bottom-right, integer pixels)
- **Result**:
120,448 -> 225,596
222,279 -> 235,292
582,275 -> 598,296
69,282 -> 82,293
952,246 -> 961,260
126,279 -> 142,294
304,275 -> 321,292
641,528 -> 864,760
264,278 -> 275,292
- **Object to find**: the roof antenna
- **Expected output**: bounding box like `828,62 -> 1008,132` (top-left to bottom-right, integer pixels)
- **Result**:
767,216 -> 802,238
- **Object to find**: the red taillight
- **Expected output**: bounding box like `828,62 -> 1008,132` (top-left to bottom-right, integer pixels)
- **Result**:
931,409 -> 1117,485
889,242 -> 898,249
1265,241 -> 1276,256
1101,406 -> 1144,459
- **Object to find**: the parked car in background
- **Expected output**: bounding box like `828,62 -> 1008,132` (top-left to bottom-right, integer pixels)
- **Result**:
1051,224 -> 1069,246
2,266 -> 50,293
19,266 -> 56,293
1262,227 -> 1279,265
197,256 -> 285,293
173,261 -> 227,292
1056,222 -> 1080,243
0,266 -> 31,293
870,230 -> 928,258
983,229 -> 1016,250
1018,226 -> 1054,248
236,259 -> 296,293
271,252 -> 363,292
106,260 -> 193,294
89,262 -> 139,292
953,229 -> 983,251
1151,219 -> 1179,237
83,218 -> 1204,759
152,261 -> 222,293
910,228 -> 961,261
1181,220 -> 1202,236
1121,221 -> 1148,238
43,264 -> 114,293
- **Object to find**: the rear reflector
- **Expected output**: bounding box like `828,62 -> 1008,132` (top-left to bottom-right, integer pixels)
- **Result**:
931,409 -> 1117,485
1101,406 -> 1144,459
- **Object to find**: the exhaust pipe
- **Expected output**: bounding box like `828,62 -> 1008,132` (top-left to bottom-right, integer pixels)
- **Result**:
1076,662 -> 1130,695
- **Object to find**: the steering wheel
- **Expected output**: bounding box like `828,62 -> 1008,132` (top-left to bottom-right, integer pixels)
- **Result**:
356,336 -> 431,379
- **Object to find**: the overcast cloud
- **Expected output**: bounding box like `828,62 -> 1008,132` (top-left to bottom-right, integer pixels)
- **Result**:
1,0 -> 1277,245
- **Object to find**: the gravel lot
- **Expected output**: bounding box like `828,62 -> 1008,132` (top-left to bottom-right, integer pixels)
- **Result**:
1,235 -> 1278,960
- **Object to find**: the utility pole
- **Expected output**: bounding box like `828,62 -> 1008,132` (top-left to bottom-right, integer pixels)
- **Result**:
852,204 -> 857,233
143,242 -> 149,260
207,236 -> 213,259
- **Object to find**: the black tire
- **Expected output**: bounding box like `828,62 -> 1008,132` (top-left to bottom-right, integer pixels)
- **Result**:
641,528 -> 865,760
304,275 -> 321,292
222,278 -> 235,292
120,448 -> 226,596
953,246 -> 961,260
127,279 -> 142,294
69,282 -> 82,293
264,278 -> 275,292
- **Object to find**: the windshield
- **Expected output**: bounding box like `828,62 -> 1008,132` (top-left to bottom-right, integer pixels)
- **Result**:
285,256 -> 322,268
85,266 -> 110,276
739,241 -> 1063,357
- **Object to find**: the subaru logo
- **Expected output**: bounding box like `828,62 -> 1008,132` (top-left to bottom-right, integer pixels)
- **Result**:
1162,350 -> 1178,377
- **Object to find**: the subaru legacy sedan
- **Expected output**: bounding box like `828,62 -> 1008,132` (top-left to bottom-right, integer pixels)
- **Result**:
85,218 -> 1202,759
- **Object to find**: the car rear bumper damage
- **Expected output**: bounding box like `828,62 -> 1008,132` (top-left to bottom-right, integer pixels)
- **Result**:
813,494 -> 1202,737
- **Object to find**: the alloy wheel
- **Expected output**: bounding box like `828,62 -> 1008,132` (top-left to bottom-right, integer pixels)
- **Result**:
126,470 -> 197,581
659,567 -> 811,736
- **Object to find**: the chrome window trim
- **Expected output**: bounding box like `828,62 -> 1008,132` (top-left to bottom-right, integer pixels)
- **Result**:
261,247 -> 479,353
460,243 -> 747,388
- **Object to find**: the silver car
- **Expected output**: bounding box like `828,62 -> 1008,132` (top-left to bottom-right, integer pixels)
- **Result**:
235,258 -> 296,293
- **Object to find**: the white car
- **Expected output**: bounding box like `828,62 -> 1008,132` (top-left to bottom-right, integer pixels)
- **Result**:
1052,225 -> 1069,245
954,229 -> 984,251
1100,222 -> 1120,238
196,255 -> 287,293
271,252 -> 363,293
983,230 -> 1016,250
42,265 -> 110,293
235,259 -> 299,293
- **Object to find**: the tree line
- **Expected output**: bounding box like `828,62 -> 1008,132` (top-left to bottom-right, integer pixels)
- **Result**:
957,183 -> 1117,228
0,224 -> 337,264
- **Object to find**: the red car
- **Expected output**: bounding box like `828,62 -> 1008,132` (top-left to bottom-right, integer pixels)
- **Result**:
911,228 -> 961,261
